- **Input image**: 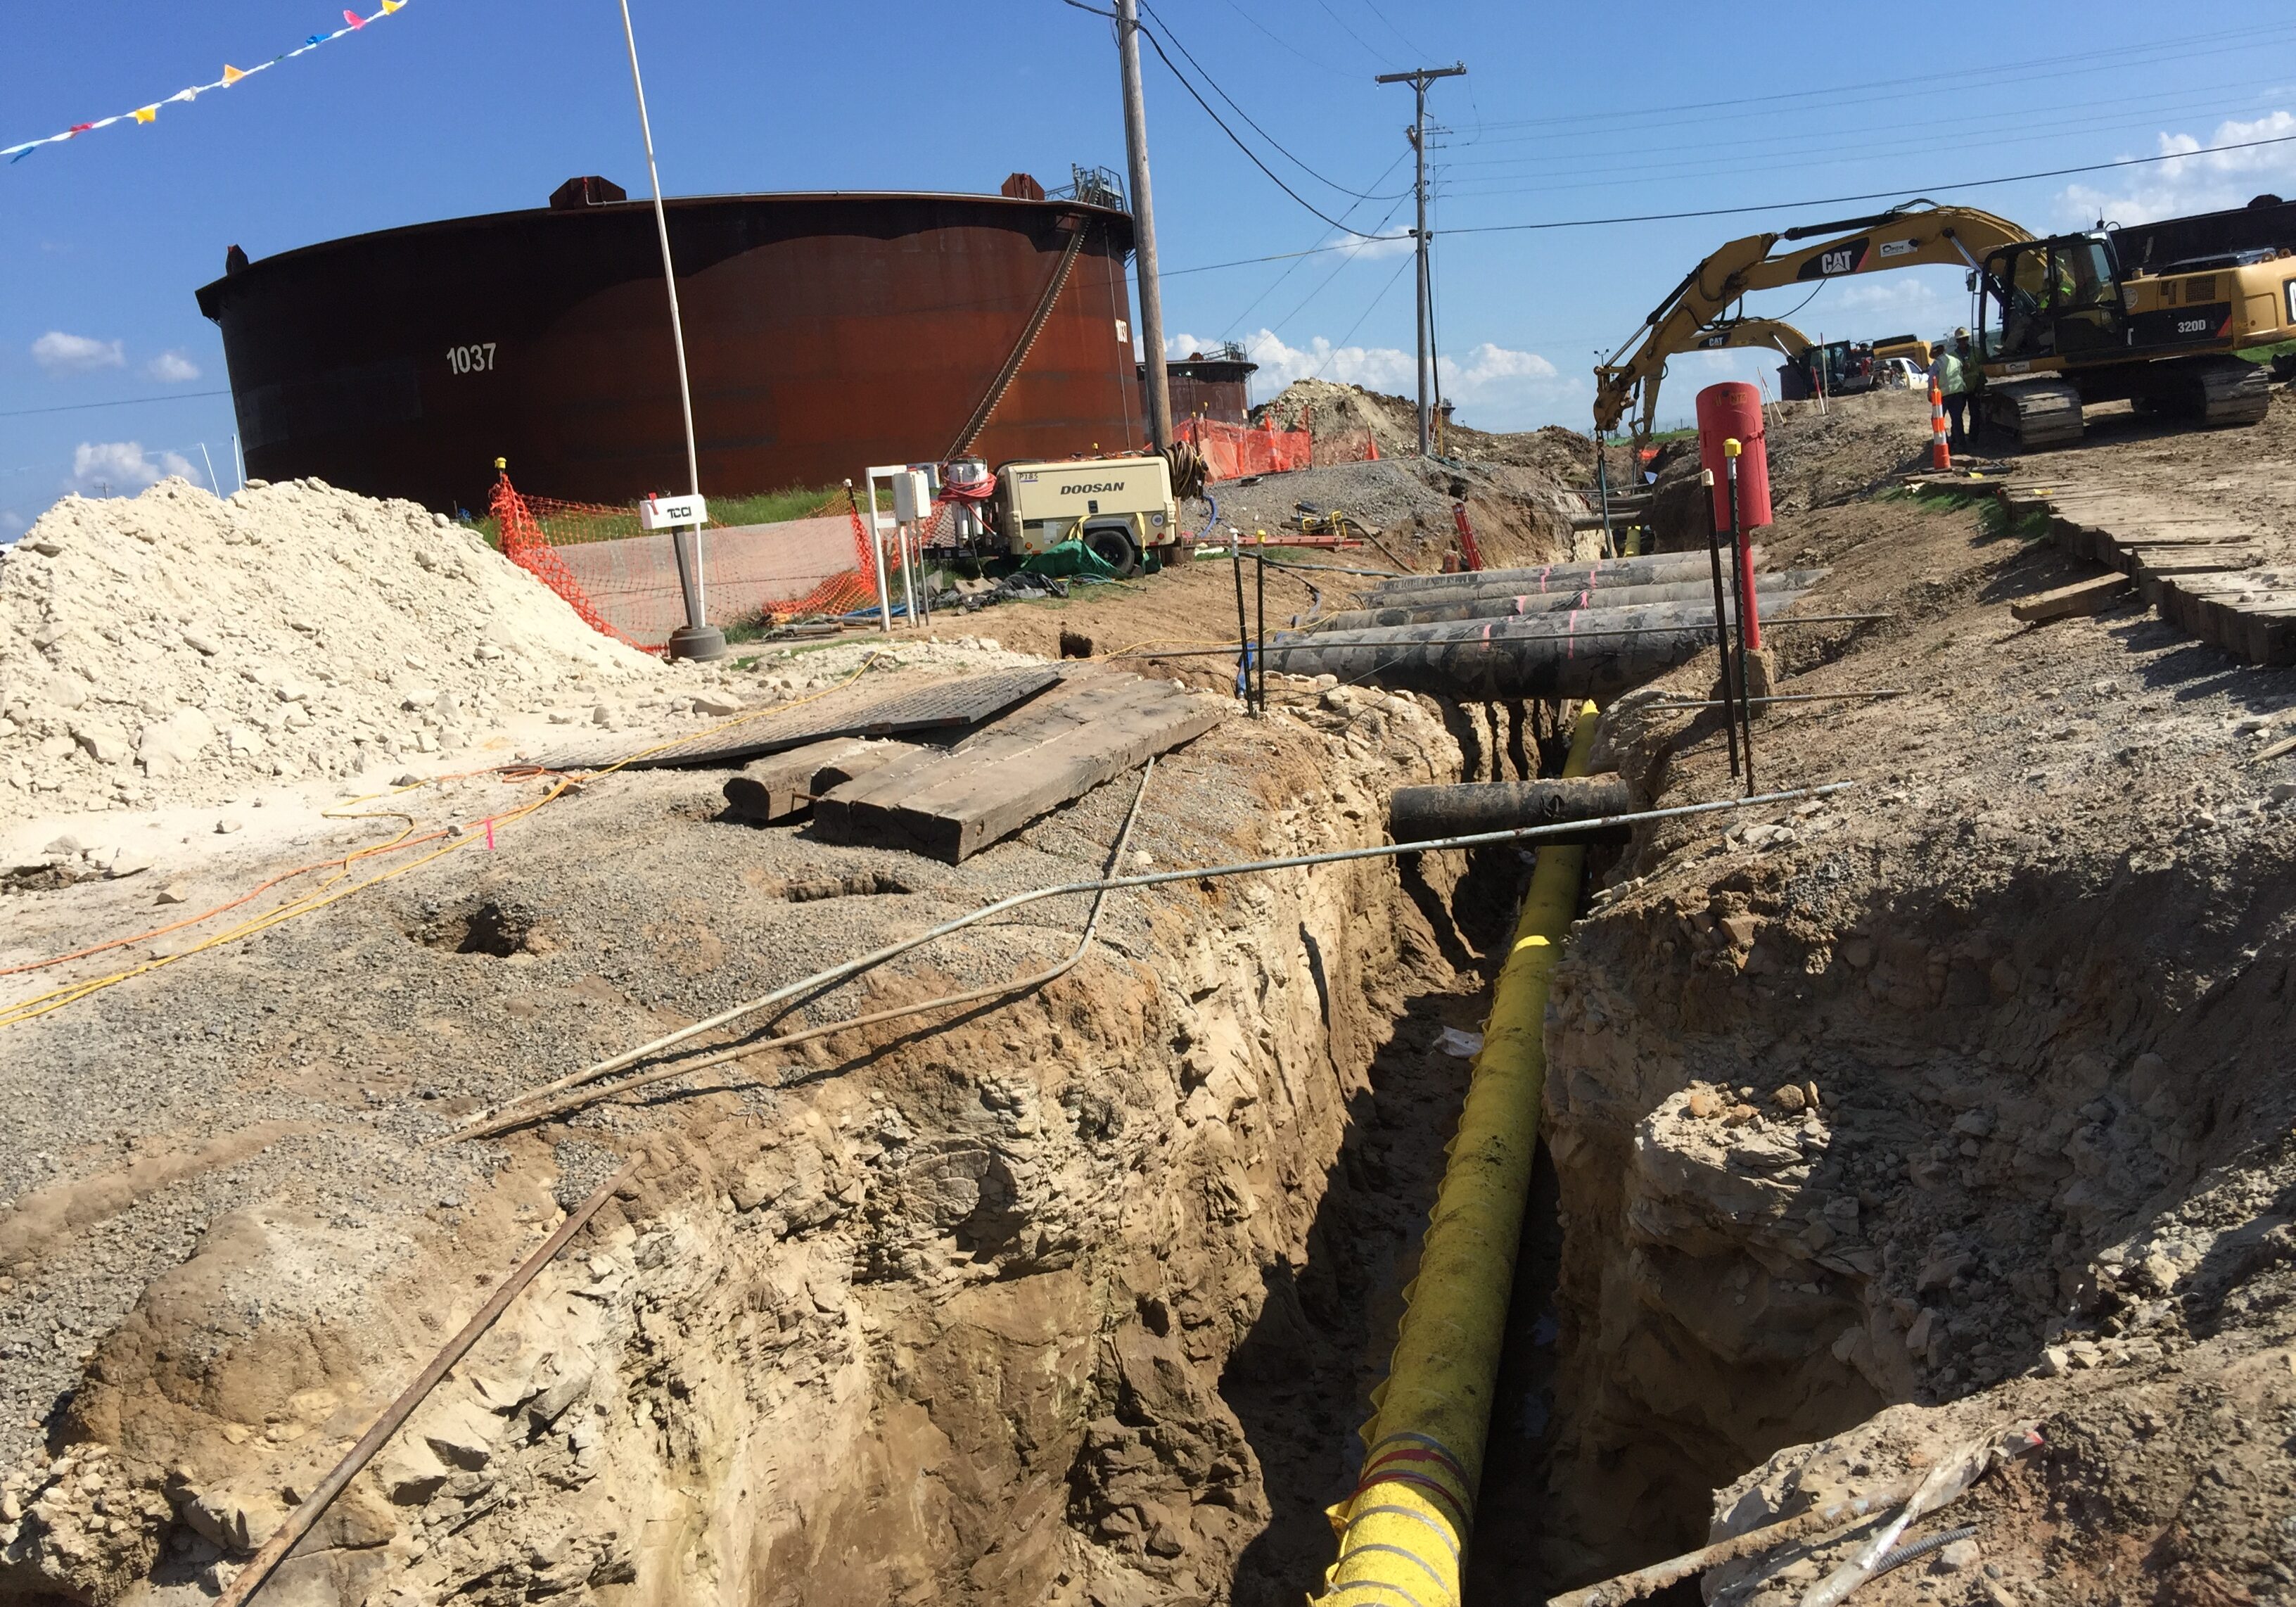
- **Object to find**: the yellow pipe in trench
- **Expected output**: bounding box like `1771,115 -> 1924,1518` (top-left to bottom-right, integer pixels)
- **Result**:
1315,699 -> 1601,1607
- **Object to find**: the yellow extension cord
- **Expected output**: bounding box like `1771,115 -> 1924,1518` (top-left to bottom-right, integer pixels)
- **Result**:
1316,699 -> 1602,1607
0,652 -> 894,1031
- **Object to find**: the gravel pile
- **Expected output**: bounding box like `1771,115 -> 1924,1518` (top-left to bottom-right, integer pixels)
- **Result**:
0,477 -> 685,813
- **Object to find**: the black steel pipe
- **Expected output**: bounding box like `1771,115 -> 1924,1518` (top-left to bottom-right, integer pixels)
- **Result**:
1259,592 -> 1813,701
1312,568 -> 1825,633
1389,775 -> 1633,844
1361,549 -> 1752,601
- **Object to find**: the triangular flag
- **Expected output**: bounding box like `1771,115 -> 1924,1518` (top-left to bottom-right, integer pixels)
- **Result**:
169,87 -> 198,103
343,9 -> 365,26
66,122 -> 94,136
134,106 -> 158,124
381,1 -> 401,11
222,64 -> 246,83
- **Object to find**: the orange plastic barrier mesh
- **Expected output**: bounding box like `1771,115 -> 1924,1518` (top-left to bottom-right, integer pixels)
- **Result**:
487,471 -> 884,648
1177,417 -> 1379,482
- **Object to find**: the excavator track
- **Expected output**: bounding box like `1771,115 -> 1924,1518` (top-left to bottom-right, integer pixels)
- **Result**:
2136,355 -> 2271,428
1986,378 -> 2086,450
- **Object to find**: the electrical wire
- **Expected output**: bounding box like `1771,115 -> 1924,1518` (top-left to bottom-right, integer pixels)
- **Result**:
1306,0 -> 1389,66
1158,127 -> 2296,277
438,758 -> 1162,1143
1132,23 -> 1391,237
1460,25 -> 2296,136
1,389 -> 232,419
1316,250 -> 1417,379
1140,0 -> 1408,201
1219,151 -> 1411,337
439,777 -> 1860,1142
1434,130 -> 2296,238
1263,195 -> 1412,336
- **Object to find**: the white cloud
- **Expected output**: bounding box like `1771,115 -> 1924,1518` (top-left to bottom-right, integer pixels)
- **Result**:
1,510 -> 23,542
31,331 -> 125,374
2059,109 -> 2296,226
144,350 -> 202,383
70,441 -> 198,495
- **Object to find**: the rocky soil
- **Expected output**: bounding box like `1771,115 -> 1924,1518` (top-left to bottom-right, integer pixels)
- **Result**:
0,599 -> 1533,1607
1523,393 -> 2296,1603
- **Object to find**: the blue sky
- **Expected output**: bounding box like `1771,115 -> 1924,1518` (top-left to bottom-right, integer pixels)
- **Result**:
6,1 -> 2295,533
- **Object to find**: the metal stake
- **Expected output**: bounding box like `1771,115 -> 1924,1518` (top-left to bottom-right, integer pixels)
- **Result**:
1699,468 -> 1741,778
1254,551 -> 1268,715
1726,451 -> 1756,793
1231,546 -> 1251,707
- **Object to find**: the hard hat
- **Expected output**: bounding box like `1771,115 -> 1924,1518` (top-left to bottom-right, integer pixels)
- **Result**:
1954,326 -> 1970,338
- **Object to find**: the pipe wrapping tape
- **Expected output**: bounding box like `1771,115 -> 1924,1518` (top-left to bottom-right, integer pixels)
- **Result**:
1314,701 -> 1602,1606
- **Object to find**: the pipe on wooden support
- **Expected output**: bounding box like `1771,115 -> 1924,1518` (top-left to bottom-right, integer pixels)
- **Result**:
1315,567 -> 1825,633
1389,774 -> 1632,844
1363,547 -> 1763,600
1263,592 -> 1811,701
1315,701 -> 1601,1606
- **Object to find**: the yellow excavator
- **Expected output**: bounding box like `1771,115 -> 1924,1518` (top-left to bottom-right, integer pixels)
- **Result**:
1595,197 -> 2296,449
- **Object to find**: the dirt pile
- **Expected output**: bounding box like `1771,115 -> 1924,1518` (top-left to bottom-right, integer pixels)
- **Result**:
1252,377 -> 1597,477
0,478 -> 686,815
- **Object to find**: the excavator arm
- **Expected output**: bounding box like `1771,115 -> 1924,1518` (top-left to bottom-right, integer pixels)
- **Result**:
1593,201 -> 2032,440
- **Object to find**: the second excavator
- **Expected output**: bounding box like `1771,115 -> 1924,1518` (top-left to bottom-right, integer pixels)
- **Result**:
1595,197 -> 2296,450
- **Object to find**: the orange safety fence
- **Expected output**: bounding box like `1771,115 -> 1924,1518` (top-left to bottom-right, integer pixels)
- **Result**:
488,471 -> 884,649
1176,417 -> 1379,482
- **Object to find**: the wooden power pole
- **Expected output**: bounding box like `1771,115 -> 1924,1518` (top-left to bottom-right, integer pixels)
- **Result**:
1116,0 -> 1173,448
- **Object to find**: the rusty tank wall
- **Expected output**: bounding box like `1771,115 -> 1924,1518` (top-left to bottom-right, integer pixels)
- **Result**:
195,191 -> 1141,512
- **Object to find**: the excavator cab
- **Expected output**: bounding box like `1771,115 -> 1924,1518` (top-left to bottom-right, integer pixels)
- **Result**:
1982,234 -> 2124,364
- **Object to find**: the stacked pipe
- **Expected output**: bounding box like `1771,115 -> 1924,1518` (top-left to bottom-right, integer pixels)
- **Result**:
1308,567 -> 1825,633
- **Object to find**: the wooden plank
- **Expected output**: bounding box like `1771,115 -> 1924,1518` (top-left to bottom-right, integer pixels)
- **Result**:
2010,572 -> 2134,623
814,673 -> 1224,862
721,737 -> 906,822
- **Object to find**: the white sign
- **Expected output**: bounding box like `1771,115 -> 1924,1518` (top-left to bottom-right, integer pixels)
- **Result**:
1115,319 -> 1130,345
639,493 -> 707,531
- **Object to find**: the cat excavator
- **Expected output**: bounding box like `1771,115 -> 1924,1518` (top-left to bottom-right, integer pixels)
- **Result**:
1594,197 -> 2296,449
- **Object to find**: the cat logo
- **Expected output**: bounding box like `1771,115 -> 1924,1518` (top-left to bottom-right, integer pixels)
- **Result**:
1797,238 -> 1870,279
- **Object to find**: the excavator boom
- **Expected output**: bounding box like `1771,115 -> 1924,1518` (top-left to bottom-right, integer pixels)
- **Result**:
1593,202 -> 2032,438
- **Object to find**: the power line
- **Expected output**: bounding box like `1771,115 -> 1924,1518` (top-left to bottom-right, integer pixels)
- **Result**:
1307,0 -> 1389,66
1436,77 -> 2296,170
1315,251 -> 1417,379
1219,152 -> 1412,336
1138,0 -> 1407,200
1129,23 -> 1389,236
0,389 -> 232,419
1460,25 -> 2293,136
1161,127 -> 2296,274
1435,131 -> 2296,238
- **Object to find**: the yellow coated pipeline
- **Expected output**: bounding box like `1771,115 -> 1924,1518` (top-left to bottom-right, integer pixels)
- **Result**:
1316,699 -> 1601,1607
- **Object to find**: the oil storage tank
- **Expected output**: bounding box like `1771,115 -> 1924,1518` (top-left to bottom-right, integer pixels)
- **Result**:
196,180 -> 1143,512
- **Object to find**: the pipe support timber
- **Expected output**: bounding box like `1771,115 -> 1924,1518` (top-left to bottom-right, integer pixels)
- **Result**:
1317,701 -> 1601,1606
1315,568 -> 1824,633
1389,774 -> 1632,844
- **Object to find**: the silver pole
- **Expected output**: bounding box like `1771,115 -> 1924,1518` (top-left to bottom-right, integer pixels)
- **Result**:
1116,0 -> 1172,449
231,433 -> 247,493
617,0 -> 724,660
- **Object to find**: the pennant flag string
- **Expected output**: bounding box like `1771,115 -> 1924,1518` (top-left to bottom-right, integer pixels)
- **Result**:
4,1 -> 414,164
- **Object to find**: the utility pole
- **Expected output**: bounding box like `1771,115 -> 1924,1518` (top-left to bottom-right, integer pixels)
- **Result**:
1377,63 -> 1465,457
1116,0 -> 1173,449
